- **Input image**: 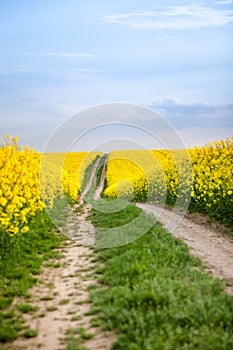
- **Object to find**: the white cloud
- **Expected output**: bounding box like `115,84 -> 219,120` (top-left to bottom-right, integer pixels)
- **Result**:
216,0 -> 233,5
0,50 -> 94,58
71,68 -> 105,73
102,5 -> 233,30
40,52 -> 94,58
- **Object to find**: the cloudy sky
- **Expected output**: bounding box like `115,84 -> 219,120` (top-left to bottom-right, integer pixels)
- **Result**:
0,0 -> 233,151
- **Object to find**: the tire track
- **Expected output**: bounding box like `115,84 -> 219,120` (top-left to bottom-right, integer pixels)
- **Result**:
11,156 -> 116,350
137,203 -> 233,293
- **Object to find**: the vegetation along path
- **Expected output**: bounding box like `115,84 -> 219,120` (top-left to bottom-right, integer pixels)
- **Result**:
137,203 -> 233,294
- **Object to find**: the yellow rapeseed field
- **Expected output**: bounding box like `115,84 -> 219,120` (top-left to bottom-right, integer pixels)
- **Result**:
40,151 -> 102,207
0,134 -> 232,236
104,138 -> 233,225
0,135 -> 101,235
104,149 -> 192,204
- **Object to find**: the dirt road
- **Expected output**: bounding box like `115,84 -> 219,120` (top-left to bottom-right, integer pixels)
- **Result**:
12,158 -> 116,350
137,203 -> 233,293
94,158 -> 233,290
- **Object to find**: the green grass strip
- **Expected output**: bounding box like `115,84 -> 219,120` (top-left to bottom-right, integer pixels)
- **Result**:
88,201 -> 233,350
0,211 -> 65,343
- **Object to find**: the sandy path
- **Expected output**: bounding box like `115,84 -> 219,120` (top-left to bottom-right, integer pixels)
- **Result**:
93,157 -> 107,201
11,202 -> 116,350
11,158 -> 116,350
137,203 -> 233,292
79,157 -> 101,202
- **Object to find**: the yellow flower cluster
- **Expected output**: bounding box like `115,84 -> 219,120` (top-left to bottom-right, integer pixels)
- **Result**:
0,135 -> 44,235
104,138 -> 233,224
104,150 -> 165,201
62,151 -> 102,200
1,133 -> 232,235
40,151 -> 101,207
0,135 -> 102,235
188,138 -> 233,222
104,149 -> 191,204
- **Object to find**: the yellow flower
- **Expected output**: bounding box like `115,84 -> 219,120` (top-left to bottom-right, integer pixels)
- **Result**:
0,197 -> 7,207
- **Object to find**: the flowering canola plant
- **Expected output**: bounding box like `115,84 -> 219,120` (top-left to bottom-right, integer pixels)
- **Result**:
40,151 -> 101,206
0,135 -> 101,236
189,138 -> 233,224
0,136 -> 45,235
104,149 -> 192,205
1,134 -> 232,236
104,150 -> 167,202
104,138 -> 233,226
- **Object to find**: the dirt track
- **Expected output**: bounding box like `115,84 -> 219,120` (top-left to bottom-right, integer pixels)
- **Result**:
137,203 -> 233,293
93,159 -> 233,291
85,157 -> 233,290
12,158 -> 116,350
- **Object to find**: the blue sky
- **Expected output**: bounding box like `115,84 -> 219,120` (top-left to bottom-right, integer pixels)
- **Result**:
0,0 -> 233,151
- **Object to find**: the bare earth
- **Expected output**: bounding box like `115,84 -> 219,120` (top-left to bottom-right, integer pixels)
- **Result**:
137,203 -> 233,294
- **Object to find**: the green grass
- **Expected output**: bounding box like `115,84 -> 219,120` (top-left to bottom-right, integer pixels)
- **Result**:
0,210 -> 65,343
43,261 -> 62,268
89,199 -> 156,249
21,329 -> 38,338
83,156 -> 107,204
71,315 -> 82,321
40,295 -> 53,301
88,200 -> 233,350
95,155 -> 106,188
46,306 -> 58,312
65,327 -> 93,350
16,303 -> 38,314
80,155 -> 102,195
59,299 -> 70,305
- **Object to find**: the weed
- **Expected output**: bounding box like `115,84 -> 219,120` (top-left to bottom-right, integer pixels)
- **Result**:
71,315 -> 82,321
59,299 -> 70,305
16,303 -> 38,314
22,329 -> 38,338
74,300 -> 90,305
46,306 -> 58,312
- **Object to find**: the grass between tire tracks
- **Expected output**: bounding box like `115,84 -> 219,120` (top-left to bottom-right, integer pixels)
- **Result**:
88,200 -> 233,350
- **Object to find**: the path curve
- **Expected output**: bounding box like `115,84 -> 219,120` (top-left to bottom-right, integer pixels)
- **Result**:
81,159 -> 233,293
137,203 -> 233,292
81,159 -> 233,294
